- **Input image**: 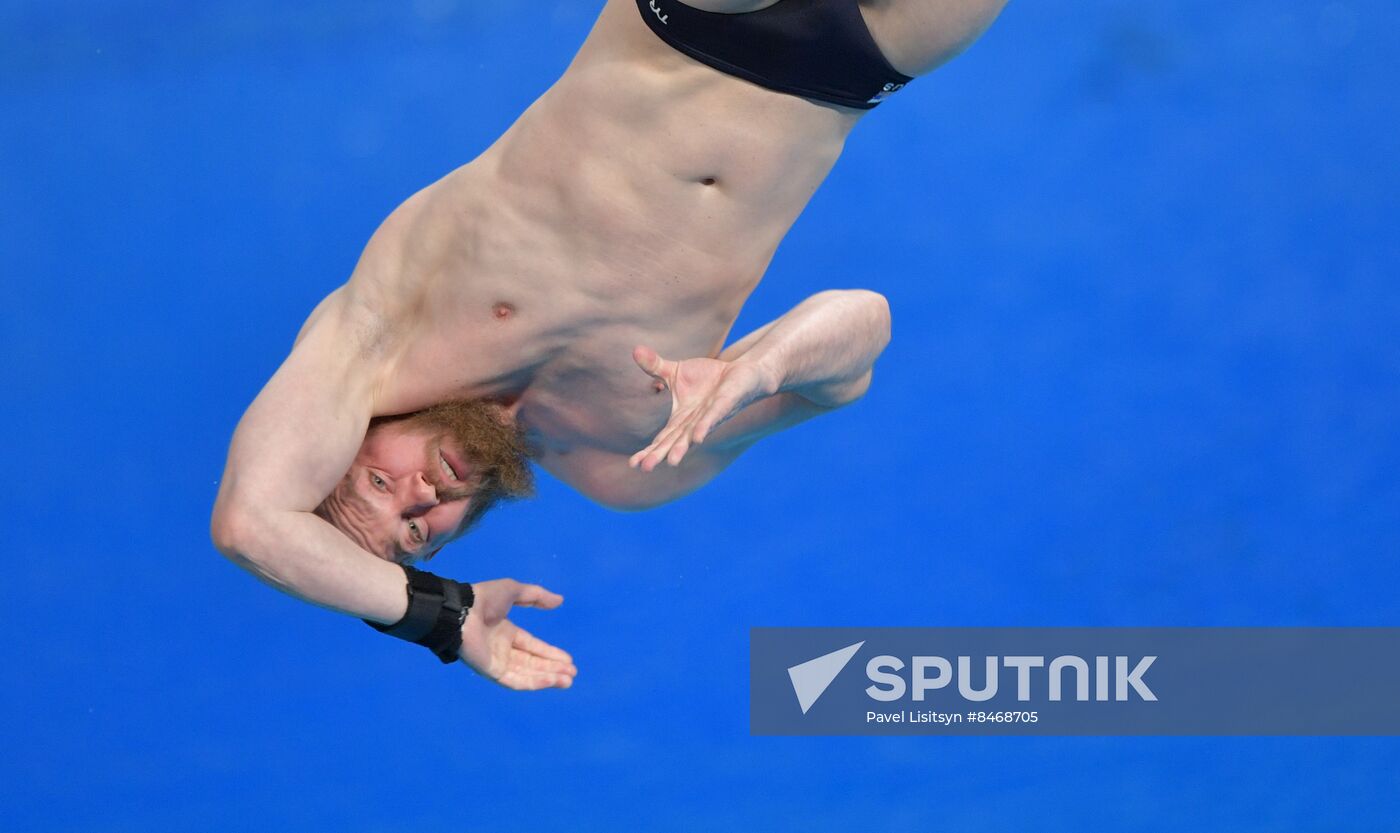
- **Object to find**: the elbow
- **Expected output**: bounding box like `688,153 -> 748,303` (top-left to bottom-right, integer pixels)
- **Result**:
209,499 -> 308,597
210,498 -> 256,562
209,504 -> 241,559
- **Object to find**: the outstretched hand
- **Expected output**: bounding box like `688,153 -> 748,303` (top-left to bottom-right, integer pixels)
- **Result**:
459,579 -> 577,690
629,345 -> 778,471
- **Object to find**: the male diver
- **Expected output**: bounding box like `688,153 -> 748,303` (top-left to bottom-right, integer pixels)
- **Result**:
211,0 -> 1009,687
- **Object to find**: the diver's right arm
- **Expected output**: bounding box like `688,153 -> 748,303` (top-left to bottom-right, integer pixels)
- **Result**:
210,287 -> 579,689
210,288 -> 410,625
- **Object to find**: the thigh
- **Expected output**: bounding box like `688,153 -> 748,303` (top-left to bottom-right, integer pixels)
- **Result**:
859,0 -> 1009,77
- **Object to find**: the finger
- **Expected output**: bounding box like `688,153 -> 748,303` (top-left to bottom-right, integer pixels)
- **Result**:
666,432 -> 692,466
652,405 -> 706,462
499,647 -> 578,690
630,413 -> 689,469
528,670 -> 575,689
641,418 -> 690,472
499,669 -> 574,691
512,625 -> 573,664
630,425 -> 674,470
513,583 -> 564,610
637,426 -> 681,472
631,443 -> 657,470
522,651 -> 578,677
692,395 -> 738,445
669,400 -> 720,462
632,345 -> 676,383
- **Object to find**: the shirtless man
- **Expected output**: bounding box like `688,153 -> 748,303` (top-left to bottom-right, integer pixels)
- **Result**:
211,0 -> 1008,689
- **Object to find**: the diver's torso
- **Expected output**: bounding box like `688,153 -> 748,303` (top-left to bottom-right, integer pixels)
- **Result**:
361,0 -> 868,495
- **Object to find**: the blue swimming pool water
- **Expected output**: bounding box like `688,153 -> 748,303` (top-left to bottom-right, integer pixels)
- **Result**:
3,1 -> 1398,829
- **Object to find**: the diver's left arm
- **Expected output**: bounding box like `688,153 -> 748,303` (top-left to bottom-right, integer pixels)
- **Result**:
629,288 -> 890,470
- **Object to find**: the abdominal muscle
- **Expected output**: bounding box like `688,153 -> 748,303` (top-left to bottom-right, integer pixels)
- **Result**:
363,0 -> 861,464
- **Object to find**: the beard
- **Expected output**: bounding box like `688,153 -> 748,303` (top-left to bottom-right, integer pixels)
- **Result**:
392,399 -> 536,525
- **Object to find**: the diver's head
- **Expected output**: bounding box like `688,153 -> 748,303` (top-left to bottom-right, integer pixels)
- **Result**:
316,400 -> 534,564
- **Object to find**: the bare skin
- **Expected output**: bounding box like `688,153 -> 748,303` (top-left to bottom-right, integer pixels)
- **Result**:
316,421 -> 475,564
211,0 -> 1009,688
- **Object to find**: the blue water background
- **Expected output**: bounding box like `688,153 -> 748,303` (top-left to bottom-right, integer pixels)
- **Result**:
2,1 -> 1398,829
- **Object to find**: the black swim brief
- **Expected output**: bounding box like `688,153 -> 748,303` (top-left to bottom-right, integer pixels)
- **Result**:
635,0 -> 913,110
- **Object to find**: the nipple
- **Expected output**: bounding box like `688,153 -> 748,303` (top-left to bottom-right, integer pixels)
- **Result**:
492,302 -> 516,320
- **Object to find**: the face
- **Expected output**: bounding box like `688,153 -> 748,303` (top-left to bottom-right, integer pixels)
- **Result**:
317,421 -> 477,564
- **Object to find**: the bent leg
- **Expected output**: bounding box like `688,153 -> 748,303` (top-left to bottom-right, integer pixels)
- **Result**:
860,0 -> 1010,77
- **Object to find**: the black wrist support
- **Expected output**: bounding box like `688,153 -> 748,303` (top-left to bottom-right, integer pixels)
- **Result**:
365,566 -> 474,664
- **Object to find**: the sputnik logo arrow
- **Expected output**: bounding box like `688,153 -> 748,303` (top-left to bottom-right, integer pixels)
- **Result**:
787,641 -> 865,714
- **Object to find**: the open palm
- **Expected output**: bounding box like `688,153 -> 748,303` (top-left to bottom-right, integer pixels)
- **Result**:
629,345 -> 776,471
458,579 -> 576,690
